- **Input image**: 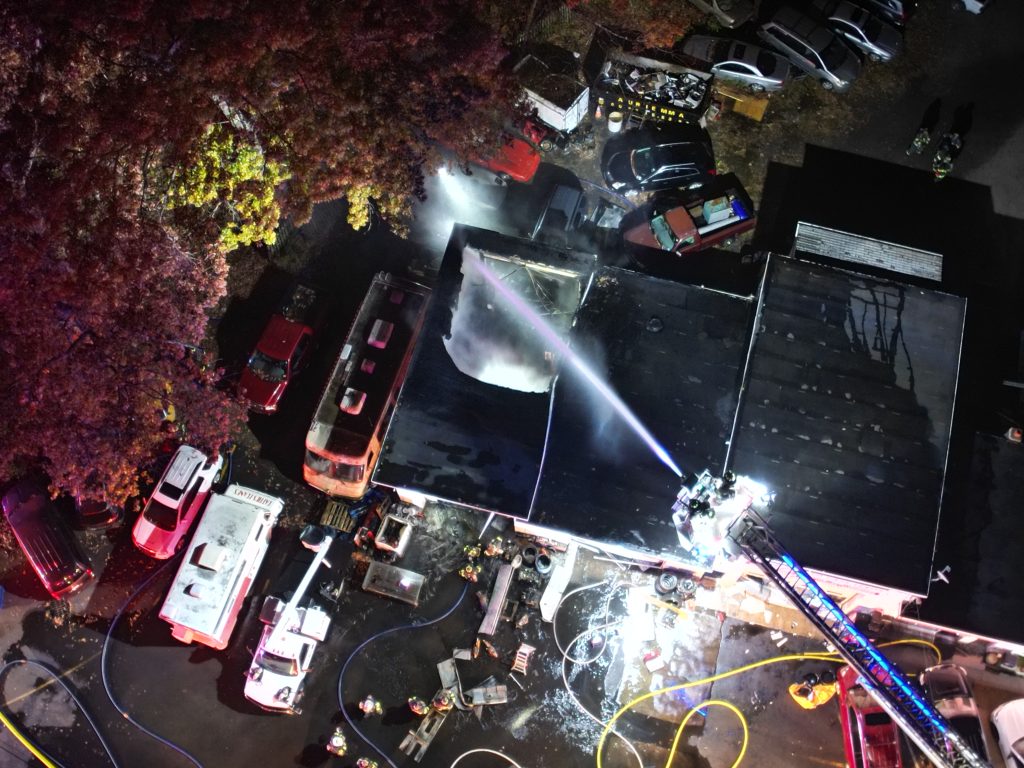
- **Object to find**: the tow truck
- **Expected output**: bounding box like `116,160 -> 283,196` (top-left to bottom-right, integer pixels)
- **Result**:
671,470 -> 992,768
244,526 -> 334,714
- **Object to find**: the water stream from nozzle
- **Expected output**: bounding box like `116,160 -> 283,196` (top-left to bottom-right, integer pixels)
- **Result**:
470,259 -> 683,478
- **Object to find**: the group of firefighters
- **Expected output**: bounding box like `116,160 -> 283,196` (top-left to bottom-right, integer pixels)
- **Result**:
327,690 -> 459,760
457,535 -> 508,582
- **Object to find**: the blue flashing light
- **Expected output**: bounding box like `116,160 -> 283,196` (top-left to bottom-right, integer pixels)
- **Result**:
776,552 -> 949,735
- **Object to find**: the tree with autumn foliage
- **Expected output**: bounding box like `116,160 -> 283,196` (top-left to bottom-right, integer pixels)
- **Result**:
565,0 -> 702,49
0,0 -> 522,505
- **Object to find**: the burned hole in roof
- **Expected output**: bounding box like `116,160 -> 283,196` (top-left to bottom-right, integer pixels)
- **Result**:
443,246 -> 582,394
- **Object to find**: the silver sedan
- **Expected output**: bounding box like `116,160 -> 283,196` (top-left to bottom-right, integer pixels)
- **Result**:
681,36 -> 792,92
812,0 -> 903,62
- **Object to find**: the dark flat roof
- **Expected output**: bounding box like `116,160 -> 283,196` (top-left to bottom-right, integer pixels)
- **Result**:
727,256 -> 965,595
529,268 -> 752,550
909,433 -> 1024,646
373,226 -> 595,515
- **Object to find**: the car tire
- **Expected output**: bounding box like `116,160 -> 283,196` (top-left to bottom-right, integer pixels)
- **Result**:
539,138 -> 555,153
495,172 -> 512,186
869,53 -> 881,63
750,84 -> 765,94
821,80 -> 834,91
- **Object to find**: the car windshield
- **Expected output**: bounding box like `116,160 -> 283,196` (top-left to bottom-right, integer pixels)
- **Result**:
860,14 -> 884,41
143,498 -> 180,531
631,148 -> 655,181
820,37 -> 849,71
247,350 -> 287,382
864,711 -> 892,726
304,450 -> 364,482
926,670 -> 969,700
650,215 -> 677,250
757,51 -> 779,76
256,650 -> 298,677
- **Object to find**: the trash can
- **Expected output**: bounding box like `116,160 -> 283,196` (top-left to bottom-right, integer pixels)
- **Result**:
607,111 -> 624,133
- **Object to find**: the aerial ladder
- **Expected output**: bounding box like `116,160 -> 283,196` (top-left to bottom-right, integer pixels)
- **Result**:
674,472 -> 991,768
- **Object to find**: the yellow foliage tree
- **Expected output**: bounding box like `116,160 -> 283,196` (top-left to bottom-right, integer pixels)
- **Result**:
168,125 -> 290,251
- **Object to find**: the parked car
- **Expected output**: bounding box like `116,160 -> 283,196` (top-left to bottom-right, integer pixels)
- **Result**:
239,282 -> 324,413
601,125 -> 716,194
918,663 -> 992,763
991,698 -> 1024,768
758,6 -> 861,92
811,0 -> 903,62
685,0 -> 755,28
72,496 -> 124,529
2,480 -> 94,598
851,0 -> 915,27
680,36 -> 791,92
530,181 -> 588,246
622,173 -> 755,255
837,666 -> 903,768
958,0 -> 990,13
132,445 -> 224,559
443,123 -> 543,186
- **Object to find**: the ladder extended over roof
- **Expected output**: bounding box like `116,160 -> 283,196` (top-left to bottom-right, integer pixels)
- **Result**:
727,511 -> 990,768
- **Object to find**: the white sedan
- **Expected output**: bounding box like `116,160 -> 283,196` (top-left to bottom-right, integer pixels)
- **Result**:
680,36 -> 791,92
992,698 -> 1024,768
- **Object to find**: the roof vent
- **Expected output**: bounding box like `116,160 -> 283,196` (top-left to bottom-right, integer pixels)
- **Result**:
339,387 -> 367,415
193,543 -> 229,571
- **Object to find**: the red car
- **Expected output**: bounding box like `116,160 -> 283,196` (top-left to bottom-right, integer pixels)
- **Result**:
239,283 -> 322,413
838,665 -> 904,768
2,480 -> 94,598
444,125 -> 542,186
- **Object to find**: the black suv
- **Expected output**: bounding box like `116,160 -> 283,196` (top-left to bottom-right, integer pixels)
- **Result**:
601,125 -> 715,194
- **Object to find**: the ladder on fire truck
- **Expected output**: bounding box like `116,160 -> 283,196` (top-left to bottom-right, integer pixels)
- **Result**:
727,511 -> 991,768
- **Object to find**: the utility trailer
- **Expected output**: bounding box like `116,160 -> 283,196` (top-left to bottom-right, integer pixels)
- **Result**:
583,32 -> 713,127
512,45 -> 590,133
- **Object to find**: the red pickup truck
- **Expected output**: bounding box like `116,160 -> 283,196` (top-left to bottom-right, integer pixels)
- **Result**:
622,174 -> 756,255
239,283 -> 324,413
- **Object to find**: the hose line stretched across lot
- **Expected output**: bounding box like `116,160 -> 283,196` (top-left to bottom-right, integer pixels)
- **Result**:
668,699 -> 748,768
554,579 -> 644,768
102,556 -> 204,768
336,582 -> 470,768
449,748 -> 525,767
0,703 -> 59,768
595,638 -> 942,768
0,657 -> 122,768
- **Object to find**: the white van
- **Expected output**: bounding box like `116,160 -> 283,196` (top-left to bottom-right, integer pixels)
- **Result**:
159,484 -> 283,650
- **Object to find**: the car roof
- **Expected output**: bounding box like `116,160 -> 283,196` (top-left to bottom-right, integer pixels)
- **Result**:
773,7 -> 834,48
158,446 -> 208,491
256,314 -> 309,360
2,480 -> 51,526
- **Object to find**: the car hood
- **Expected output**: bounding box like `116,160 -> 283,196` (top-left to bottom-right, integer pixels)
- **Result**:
603,149 -> 636,188
831,46 -> 862,84
239,368 -> 285,411
993,698 -> 1024,750
875,24 -> 903,54
717,0 -> 755,25
681,37 -> 718,63
244,664 -> 300,710
131,516 -> 177,559
480,137 -> 541,183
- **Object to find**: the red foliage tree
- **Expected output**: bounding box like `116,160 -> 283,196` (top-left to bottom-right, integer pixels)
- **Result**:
1,0 -> 520,503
